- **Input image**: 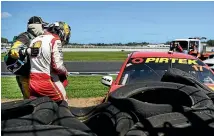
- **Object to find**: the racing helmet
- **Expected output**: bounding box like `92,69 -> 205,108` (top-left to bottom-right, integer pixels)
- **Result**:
47,21 -> 71,45
4,47 -> 30,76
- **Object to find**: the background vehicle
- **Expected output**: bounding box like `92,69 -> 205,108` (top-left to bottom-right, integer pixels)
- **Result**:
101,51 -> 214,97
170,37 -> 214,60
203,58 -> 214,72
1,47 -> 7,54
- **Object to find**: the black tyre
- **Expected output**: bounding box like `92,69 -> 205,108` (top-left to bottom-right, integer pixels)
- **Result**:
125,112 -> 214,136
2,125 -> 94,136
1,97 -> 58,128
109,82 -> 213,108
2,99 -> 35,111
108,82 -> 213,119
161,68 -> 213,94
208,93 -> 214,103
82,103 -> 136,136
51,100 -> 96,135
69,102 -> 112,119
161,68 -> 214,103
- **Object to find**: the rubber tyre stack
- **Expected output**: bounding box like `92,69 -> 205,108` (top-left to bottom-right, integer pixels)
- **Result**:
125,112 -> 214,136
108,68 -> 214,136
107,81 -> 214,136
161,68 -> 214,101
1,97 -> 97,136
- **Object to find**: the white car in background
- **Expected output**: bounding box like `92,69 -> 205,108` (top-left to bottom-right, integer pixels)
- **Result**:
204,58 -> 214,71
1,47 -> 7,54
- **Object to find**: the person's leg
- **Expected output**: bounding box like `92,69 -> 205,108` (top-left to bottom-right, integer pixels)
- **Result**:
52,80 -> 68,101
29,79 -> 67,102
16,76 -> 30,99
51,73 -> 68,100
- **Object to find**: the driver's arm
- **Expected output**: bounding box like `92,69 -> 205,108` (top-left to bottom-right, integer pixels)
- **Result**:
9,33 -> 30,59
51,38 -> 68,76
177,45 -> 183,52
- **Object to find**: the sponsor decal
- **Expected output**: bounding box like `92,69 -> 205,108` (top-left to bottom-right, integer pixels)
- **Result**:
192,65 -> 203,71
31,41 -> 42,57
132,58 -> 144,64
32,41 -> 42,48
132,57 -> 198,65
208,86 -> 214,90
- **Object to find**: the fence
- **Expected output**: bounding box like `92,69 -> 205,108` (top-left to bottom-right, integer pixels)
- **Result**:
62,45 -> 170,49
1,43 -> 213,51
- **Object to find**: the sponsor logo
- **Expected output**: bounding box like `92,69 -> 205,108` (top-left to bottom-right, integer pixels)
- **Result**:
208,86 -> 214,90
132,57 -> 198,65
32,41 -> 42,48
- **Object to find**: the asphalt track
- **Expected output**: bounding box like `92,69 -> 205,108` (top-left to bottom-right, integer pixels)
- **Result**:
1,61 -> 123,73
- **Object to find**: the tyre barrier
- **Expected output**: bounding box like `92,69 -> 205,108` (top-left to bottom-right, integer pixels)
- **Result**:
2,82 -> 214,136
108,81 -> 213,108
51,100 -> 96,135
161,68 -> 214,94
69,102 -> 112,119
1,97 -> 59,128
108,82 -> 213,119
125,112 -> 214,136
70,102 -> 136,136
2,125 -> 94,136
161,68 -> 214,103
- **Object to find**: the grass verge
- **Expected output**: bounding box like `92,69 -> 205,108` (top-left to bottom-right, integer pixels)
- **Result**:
63,52 -> 129,61
1,75 -> 117,99
2,52 -> 129,62
1,53 -> 7,61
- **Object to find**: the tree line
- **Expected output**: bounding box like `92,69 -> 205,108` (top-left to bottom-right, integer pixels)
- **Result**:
2,37 -> 214,47
69,42 -> 150,46
1,37 -> 8,43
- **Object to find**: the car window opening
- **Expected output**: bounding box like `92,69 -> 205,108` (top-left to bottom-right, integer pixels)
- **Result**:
121,73 -> 129,85
172,41 -> 189,50
119,57 -> 214,85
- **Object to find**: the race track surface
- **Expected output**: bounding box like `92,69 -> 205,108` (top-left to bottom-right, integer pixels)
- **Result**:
1,61 -> 123,73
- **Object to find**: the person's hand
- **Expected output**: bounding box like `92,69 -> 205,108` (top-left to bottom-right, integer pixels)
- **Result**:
59,74 -> 69,88
10,48 -> 19,59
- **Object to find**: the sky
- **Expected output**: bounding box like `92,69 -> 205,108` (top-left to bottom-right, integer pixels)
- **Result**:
1,1 -> 214,44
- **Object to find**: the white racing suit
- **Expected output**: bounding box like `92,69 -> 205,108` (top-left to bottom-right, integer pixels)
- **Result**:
28,32 -> 68,102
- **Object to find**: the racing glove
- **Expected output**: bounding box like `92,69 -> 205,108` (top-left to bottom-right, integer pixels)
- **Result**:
10,48 -> 20,59
9,40 -> 25,59
59,74 -> 69,88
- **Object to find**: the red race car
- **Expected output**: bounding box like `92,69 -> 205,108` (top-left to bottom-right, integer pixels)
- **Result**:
101,51 -> 214,101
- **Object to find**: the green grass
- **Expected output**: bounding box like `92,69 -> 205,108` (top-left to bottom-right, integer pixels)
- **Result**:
1,52 -> 129,62
1,53 -> 7,61
1,76 -> 117,99
63,52 -> 129,61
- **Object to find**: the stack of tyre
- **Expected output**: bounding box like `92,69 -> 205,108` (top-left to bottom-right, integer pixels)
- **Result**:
2,97 -> 98,136
2,68 -> 214,136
